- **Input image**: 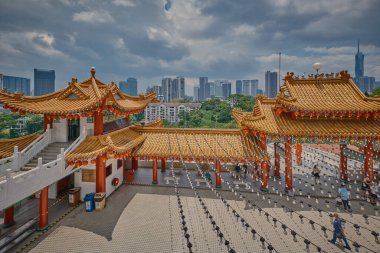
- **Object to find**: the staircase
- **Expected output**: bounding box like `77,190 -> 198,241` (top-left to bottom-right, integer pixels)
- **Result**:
21,142 -> 72,171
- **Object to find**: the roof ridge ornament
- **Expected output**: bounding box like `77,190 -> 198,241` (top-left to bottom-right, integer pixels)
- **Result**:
91,67 -> 96,77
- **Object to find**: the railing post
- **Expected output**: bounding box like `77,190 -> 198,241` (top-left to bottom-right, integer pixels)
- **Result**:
59,148 -> 65,173
12,146 -> 19,170
47,124 -> 51,144
82,126 -> 86,137
38,157 -> 43,170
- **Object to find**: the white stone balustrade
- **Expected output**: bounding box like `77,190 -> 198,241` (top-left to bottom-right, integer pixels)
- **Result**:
0,126 -> 87,210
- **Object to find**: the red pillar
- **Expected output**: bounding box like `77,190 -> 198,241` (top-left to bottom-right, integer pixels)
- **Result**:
296,143 -> 302,165
96,156 -> 106,193
132,157 -> 138,170
260,160 -> 269,192
124,115 -> 130,126
3,206 -> 15,228
340,144 -> 348,181
161,158 -> 166,172
38,187 -> 49,230
152,157 -> 158,184
43,114 -> 53,131
215,160 -> 221,188
364,137 -> 374,182
285,136 -> 293,191
94,110 -> 103,136
274,143 -> 281,178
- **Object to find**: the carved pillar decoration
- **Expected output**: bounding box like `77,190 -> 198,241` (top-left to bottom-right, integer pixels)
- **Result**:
296,143 -> 302,165
274,143 -> 281,178
161,158 -> 166,172
132,157 -> 138,170
3,206 -> 15,228
285,136 -> 293,191
43,114 -> 53,131
260,160 -> 269,192
215,159 -> 221,188
94,110 -> 104,136
152,157 -> 158,184
38,187 -> 49,230
339,144 -> 348,182
96,156 -> 106,193
364,137 -> 374,182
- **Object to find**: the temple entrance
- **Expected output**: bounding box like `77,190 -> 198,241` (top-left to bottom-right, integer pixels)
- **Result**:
68,119 -> 80,140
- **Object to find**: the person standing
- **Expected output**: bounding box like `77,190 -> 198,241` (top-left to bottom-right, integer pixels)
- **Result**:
338,184 -> 351,210
329,213 -> 351,250
312,165 -> 321,184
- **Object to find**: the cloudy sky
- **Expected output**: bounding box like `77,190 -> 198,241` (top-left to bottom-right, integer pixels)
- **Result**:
0,0 -> 379,95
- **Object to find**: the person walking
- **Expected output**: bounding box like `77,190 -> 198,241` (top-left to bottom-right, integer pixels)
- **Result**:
312,165 -> 321,184
329,213 -> 351,250
338,184 -> 351,211
242,164 -> 248,179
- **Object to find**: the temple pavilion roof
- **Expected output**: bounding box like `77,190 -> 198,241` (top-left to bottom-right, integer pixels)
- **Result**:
0,133 -> 40,159
66,121 -> 268,163
277,70 -> 380,115
233,97 -> 380,138
0,68 -> 156,116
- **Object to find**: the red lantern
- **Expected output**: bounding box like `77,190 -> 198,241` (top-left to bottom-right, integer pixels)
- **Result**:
88,111 -> 94,116
3,104 -> 9,109
74,114 -> 80,119
53,115 -> 58,120
61,115 -> 67,119
68,161 -> 75,166
96,107 -> 102,113
356,112 -> 361,118
82,160 -> 88,166
68,114 -> 73,120
338,112 -> 344,118
75,161 -> 81,166
81,113 -> 87,117
323,112 -> 328,118
315,112 -> 320,118
11,108 -> 18,113
91,159 -> 96,164
348,112 -> 353,118
109,107 -> 114,112
19,110 -> 26,116
242,129 -> 249,134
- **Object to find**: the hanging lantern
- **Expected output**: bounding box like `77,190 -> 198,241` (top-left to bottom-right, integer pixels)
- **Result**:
60,115 -> 67,119
82,160 -> 89,166
3,104 -> 9,109
75,161 -> 82,166
338,112 -> 344,118
242,129 -> 249,134
364,113 -> 370,119
53,115 -> 58,120
348,112 -> 353,118
356,112 -> 361,118
91,159 -> 96,164
294,111 -> 299,117
67,114 -> 73,120
300,111 -> 305,117
323,112 -> 328,118
11,108 -> 18,113
74,114 -> 80,119
331,112 -> 336,118
68,161 -> 75,166
81,113 -> 87,117
315,112 -> 320,118
96,107 -> 102,113
19,110 -> 26,116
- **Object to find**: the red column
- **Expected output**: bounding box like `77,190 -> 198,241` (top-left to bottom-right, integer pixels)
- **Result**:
94,110 -> 103,136
260,160 -> 269,192
96,156 -> 106,193
364,137 -> 374,182
274,143 -> 281,178
43,114 -> 53,131
296,143 -> 302,165
38,187 -> 49,230
215,160 -> 221,188
161,158 -> 166,172
132,157 -> 138,170
152,157 -> 158,184
285,136 -> 293,191
340,144 -> 348,181
3,206 -> 15,228
124,115 -> 130,126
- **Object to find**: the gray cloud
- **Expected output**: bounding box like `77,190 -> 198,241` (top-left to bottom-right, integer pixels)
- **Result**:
0,0 -> 379,94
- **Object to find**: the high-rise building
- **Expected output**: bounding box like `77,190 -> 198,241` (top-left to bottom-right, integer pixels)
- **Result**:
152,85 -> 162,96
222,82 -> 231,98
242,79 -> 259,97
119,77 -> 138,96
162,77 -> 172,102
375,81 -> 380,89
236,80 -> 242,94
209,82 -> 215,97
257,89 -> 263,95
161,77 -> 185,102
354,76 -> 375,93
34,69 -> 55,96
0,74 -> 31,95
193,87 -> 199,101
199,77 -> 208,101
265,71 -> 278,98
250,80 -> 258,98
355,40 -> 364,78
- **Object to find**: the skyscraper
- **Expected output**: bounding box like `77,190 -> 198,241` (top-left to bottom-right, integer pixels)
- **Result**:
242,79 -> 259,97
0,74 -> 31,95
222,81 -> 231,98
193,87 -> 199,101
119,77 -> 138,96
355,40 -> 364,78
209,82 -> 215,97
236,80 -> 242,94
161,77 -> 185,102
34,69 -> 55,96
162,77 -> 172,102
250,80 -> 258,98
199,77 -> 209,101
265,71 -> 278,98
354,76 -> 375,93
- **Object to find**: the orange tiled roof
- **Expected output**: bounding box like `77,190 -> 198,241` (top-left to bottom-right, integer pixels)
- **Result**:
65,127 -> 145,162
0,133 -> 40,159
0,68 -> 156,115
133,127 -> 267,161
233,98 -> 380,137
277,71 -> 380,114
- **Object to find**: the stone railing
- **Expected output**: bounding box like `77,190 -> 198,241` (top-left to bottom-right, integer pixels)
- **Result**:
0,125 -> 52,176
0,126 -> 87,210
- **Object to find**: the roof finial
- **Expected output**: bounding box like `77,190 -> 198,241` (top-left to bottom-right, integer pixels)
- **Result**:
91,67 -> 96,77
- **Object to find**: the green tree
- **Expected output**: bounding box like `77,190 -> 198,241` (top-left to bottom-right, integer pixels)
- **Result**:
26,115 -> 43,134
373,87 -> 380,96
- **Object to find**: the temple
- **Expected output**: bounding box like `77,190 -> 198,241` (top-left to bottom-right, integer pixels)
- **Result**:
233,70 -> 380,191
0,69 -> 379,249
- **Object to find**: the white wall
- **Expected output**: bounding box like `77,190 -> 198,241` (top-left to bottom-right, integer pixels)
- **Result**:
74,159 -> 123,201
51,119 -> 68,143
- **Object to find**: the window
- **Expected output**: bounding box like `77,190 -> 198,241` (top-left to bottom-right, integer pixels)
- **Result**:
117,159 -> 123,169
87,116 -> 94,123
106,164 -> 112,177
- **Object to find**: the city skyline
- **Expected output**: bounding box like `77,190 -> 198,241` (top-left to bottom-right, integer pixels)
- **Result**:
0,0 -> 379,95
